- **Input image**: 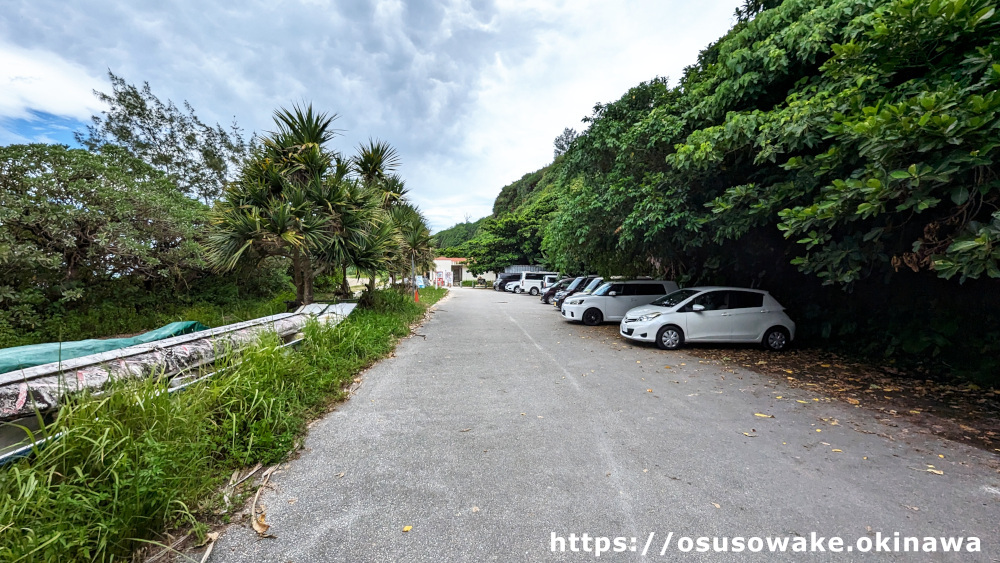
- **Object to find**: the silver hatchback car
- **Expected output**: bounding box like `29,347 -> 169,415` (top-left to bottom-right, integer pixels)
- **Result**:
619,287 -> 796,351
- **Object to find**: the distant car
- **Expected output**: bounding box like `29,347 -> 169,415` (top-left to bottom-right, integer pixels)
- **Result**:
504,280 -> 520,292
560,280 -> 678,325
619,287 -> 796,351
553,276 -> 602,310
514,271 -> 560,295
494,272 -> 520,291
540,277 -> 574,304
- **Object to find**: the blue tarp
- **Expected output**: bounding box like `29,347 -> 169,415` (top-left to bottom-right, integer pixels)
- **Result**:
0,321 -> 210,375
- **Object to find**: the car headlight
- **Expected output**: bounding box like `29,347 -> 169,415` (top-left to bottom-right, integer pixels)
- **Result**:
568,299 -> 584,305
637,312 -> 662,322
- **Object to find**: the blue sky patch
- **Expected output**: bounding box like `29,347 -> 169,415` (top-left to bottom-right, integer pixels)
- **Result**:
0,110 -> 87,147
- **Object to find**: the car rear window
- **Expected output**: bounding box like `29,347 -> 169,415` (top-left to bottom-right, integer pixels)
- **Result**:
729,291 -> 764,309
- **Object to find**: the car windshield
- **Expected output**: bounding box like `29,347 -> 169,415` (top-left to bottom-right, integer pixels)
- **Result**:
581,278 -> 603,294
565,277 -> 586,291
592,282 -> 615,296
650,289 -> 700,307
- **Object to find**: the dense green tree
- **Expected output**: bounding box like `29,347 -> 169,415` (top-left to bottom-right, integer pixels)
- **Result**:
0,144 -> 207,332
553,127 -> 579,157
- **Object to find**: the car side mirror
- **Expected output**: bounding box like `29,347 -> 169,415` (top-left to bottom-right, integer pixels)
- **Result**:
608,291 -> 617,296
692,304 -> 705,312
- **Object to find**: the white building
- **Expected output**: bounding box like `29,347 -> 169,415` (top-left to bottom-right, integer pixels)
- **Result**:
431,257 -> 496,287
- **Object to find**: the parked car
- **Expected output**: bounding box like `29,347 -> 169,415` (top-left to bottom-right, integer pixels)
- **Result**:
493,272 -> 521,291
504,280 -> 520,292
553,276 -> 602,310
619,287 -> 796,351
540,277 -> 574,304
561,280 -> 678,325
512,271 -> 560,295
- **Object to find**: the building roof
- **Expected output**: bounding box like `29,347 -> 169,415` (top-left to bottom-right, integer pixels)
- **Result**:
434,257 -> 467,263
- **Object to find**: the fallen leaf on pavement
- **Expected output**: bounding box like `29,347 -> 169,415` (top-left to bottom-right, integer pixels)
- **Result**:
712,503 -> 721,509
403,526 -> 412,532
459,428 -> 471,432
926,469 -> 944,475
754,413 -> 774,418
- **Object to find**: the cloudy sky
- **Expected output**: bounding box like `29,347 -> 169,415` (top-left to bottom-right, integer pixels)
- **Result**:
1,0 -> 742,231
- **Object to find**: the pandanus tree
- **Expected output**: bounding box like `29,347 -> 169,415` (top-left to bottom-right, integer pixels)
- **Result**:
206,104 -> 349,304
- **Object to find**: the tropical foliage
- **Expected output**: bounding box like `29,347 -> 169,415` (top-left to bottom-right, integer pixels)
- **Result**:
0,144 -> 208,342
207,105 -> 433,304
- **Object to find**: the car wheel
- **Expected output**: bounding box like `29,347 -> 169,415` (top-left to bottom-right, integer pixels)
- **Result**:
763,327 -> 790,351
656,325 -> 684,350
529,287 -> 539,296
542,295 -> 550,304
582,308 -> 603,326
515,286 -> 522,294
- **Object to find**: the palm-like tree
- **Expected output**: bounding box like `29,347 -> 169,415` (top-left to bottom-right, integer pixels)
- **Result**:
206,104 -> 344,304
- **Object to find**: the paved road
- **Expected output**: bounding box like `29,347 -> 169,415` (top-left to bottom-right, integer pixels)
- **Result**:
210,288 -> 1000,562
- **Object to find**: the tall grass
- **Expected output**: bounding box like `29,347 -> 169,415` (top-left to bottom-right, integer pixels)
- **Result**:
0,288 -> 445,562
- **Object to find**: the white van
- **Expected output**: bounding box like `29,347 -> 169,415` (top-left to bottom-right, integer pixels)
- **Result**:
512,271 -> 559,295
560,280 -> 678,325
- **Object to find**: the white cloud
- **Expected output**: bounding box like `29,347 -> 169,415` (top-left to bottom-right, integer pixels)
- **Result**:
0,42 -> 105,120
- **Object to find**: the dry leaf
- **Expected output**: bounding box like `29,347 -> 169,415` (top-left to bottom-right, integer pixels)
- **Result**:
926,469 -> 944,475
402,526 -> 412,532
832,449 -> 842,452
797,400 -> 809,404
775,396 -> 783,399
712,502 -> 721,509
252,513 -> 271,536
743,432 -> 758,437
459,428 -> 471,432
288,498 -> 298,505
847,398 -> 860,405
754,413 -> 774,418
647,389 -> 653,393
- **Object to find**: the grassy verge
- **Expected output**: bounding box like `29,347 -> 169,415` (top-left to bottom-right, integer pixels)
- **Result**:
0,287 -> 446,562
3,291 -> 295,349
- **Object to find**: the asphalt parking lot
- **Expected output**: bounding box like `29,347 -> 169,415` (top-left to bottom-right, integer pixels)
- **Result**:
209,288 -> 1000,562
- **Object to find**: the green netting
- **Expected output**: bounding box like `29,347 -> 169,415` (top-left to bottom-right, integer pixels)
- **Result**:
0,321 -> 210,375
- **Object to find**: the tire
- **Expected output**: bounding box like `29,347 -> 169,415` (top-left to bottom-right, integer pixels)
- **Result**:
763,327 -> 790,351
515,286 -> 522,294
529,287 -> 539,296
542,295 -> 550,304
582,308 -> 603,326
655,325 -> 684,350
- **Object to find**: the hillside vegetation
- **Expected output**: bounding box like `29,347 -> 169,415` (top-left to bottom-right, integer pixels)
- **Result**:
439,0 -> 1000,383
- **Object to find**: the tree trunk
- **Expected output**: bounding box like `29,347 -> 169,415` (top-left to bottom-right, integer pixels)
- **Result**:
293,249 -> 305,304
303,266 -> 314,304
340,264 -> 351,297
